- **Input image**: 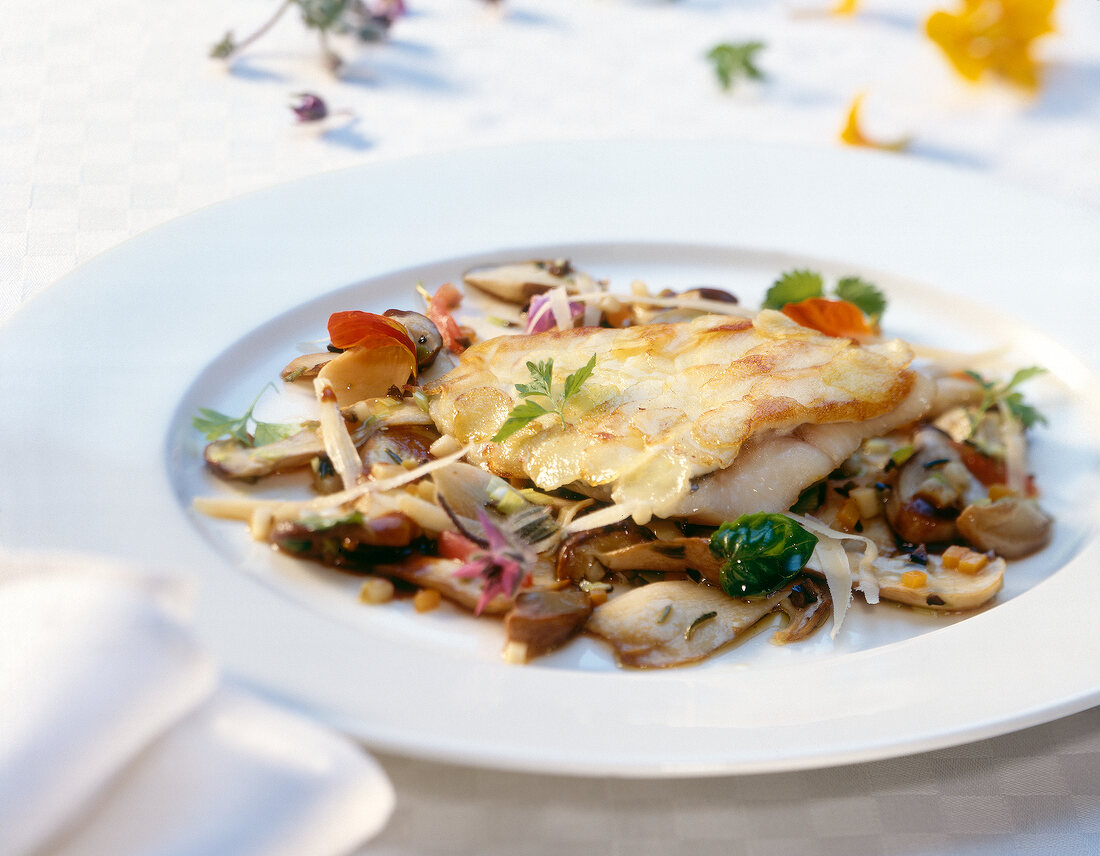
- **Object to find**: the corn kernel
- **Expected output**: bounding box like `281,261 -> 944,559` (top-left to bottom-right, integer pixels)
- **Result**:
413,588 -> 442,612
957,552 -> 990,574
359,577 -> 395,604
833,497 -> 861,532
941,544 -> 968,570
988,483 -> 1017,501
900,570 -> 927,589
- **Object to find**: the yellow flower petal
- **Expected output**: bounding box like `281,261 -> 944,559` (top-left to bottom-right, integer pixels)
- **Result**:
925,0 -> 1057,90
832,0 -> 859,15
839,94 -> 910,152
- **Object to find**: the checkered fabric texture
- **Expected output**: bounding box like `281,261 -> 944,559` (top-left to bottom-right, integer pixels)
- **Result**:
3,1 -> 1099,853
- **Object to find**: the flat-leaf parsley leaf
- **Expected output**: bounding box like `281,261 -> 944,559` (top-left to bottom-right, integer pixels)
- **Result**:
492,354 -> 597,442
706,41 -> 765,92
192,383 -> 302,447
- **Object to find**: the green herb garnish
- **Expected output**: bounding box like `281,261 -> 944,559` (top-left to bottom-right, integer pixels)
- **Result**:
192,383 -> 301,447
834,276 -> 887,322
709,513 -> 819,597
706,41 -> 765,92
491,354 -> 597,442
763,269 -> 887,321
684,611 -> 718,641
964,366 -> 1048,433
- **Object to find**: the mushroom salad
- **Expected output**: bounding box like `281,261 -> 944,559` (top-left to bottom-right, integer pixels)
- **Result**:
193,261 -> 1053,668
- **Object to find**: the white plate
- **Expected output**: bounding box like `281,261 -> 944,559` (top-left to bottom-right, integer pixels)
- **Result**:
2,141 -> 1099,777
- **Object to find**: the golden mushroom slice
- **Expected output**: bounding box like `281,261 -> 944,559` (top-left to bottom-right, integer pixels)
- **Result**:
856,552 -> 1006,611
586,580 -> 790,668
462,259 -> 592,305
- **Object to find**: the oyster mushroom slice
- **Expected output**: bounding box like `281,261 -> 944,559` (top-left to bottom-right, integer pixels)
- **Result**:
586,580 -> 790,668
462,260 -> 590,305
204,420 -> 373,481
503,587 -> 594,662
957,497 -> 1052,559
281,353 -> 333,383
596,538 -> 723,584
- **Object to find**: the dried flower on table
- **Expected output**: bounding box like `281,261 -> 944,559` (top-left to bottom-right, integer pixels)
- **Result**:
705,41 -> 765,92
291,93 -> 329,122
839,93 -> 911,152
210,0 -> 402,75
925,0 -> 1057,90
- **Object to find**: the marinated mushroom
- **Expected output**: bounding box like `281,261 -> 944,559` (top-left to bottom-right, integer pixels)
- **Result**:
503,587 -> 593,661
271,511 -> 426,569
556,521 -> 652,583
883,426 -> 980,545
384,309 -> 443,369
463,260 -> 587,305
586,579 -> 792,668
956,497 -> 1053,558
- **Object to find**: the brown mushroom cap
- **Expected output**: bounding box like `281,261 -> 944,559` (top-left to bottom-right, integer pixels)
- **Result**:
956,497 -> 1053,558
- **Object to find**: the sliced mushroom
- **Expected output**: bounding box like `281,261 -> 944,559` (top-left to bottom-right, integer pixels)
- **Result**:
374,555 -> 513,615
860,552 -> 1006,610
883,426 -> 980,545
586,580 -> 790,668
503,587 -> 593,661
773,577 -> 833,643
281,353 -> 333,383
360,424 -> 437,474
271,511 -> 426,570
596,537 -> 722,584
463,260 -> 587,305
956,497 -> 1053,558
556,521 -> 651,583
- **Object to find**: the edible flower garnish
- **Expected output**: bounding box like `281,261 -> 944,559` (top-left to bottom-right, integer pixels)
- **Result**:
492,354 -> 598,442
318,310 -> 419,405
192,383 -> 301,447
781,297 -> 874,339
709,513 -> 819,597
763,269 -> 886,336
452,509 -> 535,615
925,0 -> 1056,90
839,94 -> 911,152
705,41 -> 766,92
832,0 -> 859,14
291,93 -> 328,123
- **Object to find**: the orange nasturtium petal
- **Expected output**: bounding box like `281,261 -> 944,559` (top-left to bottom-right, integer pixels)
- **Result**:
327,310 -> 416,357
781,297 -> 874,339
839,94 -> 911,152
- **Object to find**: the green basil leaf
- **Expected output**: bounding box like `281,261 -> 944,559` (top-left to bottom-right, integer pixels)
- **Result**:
762,269 -> 824,310
709,512 -> 819,597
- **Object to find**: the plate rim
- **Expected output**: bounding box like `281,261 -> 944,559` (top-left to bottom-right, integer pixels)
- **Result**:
3,139 -> 1100,777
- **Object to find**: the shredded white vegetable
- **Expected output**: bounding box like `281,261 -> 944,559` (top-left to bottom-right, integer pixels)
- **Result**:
313,377 -> 362,492
548,285 -> 573,331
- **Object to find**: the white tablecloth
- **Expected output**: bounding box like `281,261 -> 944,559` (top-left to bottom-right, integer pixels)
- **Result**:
3,1 -> 1099,853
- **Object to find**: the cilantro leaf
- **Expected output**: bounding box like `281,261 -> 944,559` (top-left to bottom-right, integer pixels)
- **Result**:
763,270 -> 825,310
706,41 -> 765,92
835,276 -> 887,321
491,354 -> 598,442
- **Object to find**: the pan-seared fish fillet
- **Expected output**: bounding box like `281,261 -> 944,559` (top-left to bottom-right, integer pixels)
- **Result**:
425,310 -> 918,523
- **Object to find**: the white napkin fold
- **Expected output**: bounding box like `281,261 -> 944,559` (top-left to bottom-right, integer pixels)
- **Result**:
0,552 -> 393,856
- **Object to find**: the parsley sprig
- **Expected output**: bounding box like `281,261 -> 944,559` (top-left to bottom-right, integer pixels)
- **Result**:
763,270 -> 887,322
964,366 -> 1048,433
192,384 -> 302,447
491,354 -> 597,442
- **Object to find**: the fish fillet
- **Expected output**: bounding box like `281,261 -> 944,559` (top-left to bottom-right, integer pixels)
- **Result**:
425,310 -> 917,522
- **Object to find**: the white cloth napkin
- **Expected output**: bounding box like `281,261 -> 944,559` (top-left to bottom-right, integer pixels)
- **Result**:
0,552 -> 393,856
